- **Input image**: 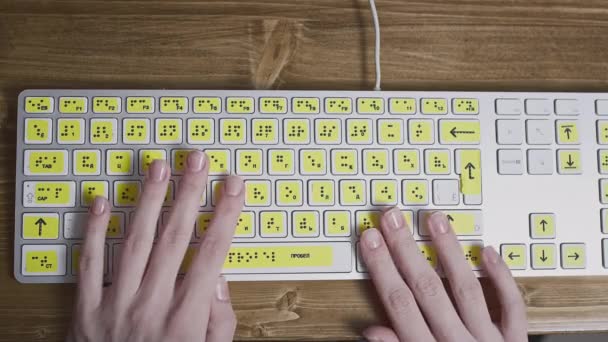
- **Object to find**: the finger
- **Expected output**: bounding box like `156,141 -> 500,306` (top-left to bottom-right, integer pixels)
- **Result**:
360,228 -> 434,342
482,246 -> 528,342
427,212 -> 500,340
379,208 -> 472,341
76,196 -> 110,312
205,277 -> 237,342
113,159 -> 169,302
143,151 -> 209,291
362,325 -> 399,342
181,176 -> 244,299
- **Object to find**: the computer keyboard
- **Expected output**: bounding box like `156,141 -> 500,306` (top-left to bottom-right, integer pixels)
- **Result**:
14,89 -> 608,283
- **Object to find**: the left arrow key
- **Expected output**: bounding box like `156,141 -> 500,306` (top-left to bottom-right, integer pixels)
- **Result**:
22,213 -> 59,239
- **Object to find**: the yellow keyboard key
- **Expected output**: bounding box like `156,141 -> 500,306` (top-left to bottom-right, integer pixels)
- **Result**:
530,213 -> 555,239
292,97 -> 320,114
22,245 -> 66,275
439,120 -> 481,144
556,120 -> 580,144
57,118 -> 84,144
23,181 -> 75,207
126,97 -> 154,113
220,118 -> 246,144
93,97 -> 121,114
22,213 -> 59,239
389,98 -> 416,114
25,118 -> 52,144
260,211 -> 287,237
560,243 -> 586,269
598,150 -> 608,174
308,180 -> 335,206
155,118 -> 183,144
268,149 -> 295,175
171,149 -> 192,174
315,119 -> 342,144
59,97 -> 87,114
139,149 -> 167,175
300,149 -> 327,175
276,180 -> 303,206
371,179 -> 398,205
252,119 -> 279,144
452,98 -> 479,115
394,149 -> 420,175
196,212 -> 214,236
408,119 -> 434,144
73,150 -> 101,175
377,119 -> 403,144
597,120 -> 608,144
283,119 -> 310,144
461,241 -> 483,270
325,97 -> 352,114
245,180 -> 271,206
24,150 -> 67,175
187,118 -> 214,144
205,149 -> 230,175
123,118 -> 150,144
193,97 -> 221,114
292,211 -> 320,237
346,119 -> 372,144
339,180 -> 366,206
421,98 -> 448,115
331,149 -> 358,175
419,210 -> 483,236
357,98 -> 384,114
456,149 -> 482,202
227,97 -> 254,114
260,97 -> 287,114
356,210 -> 381,235
235,211 -> 255,238
81,181 -> 109,206
424,149 -> 450,175
363,149 -> 389,175
601,179 -> 608,204
211,180 -> 225,206
113,181 -> 141,207
557,149 -> 582,174
224,243 -> 350,270
500,244 -> 527,270
236,150 -> 264,175
160,97 -> 187,114
106,150 -> 134,175
402,179 -> 428,205
25,96 -> 54,114
106,213 -> 125,238
531,243 -> 556,269
418,242 -> 438,269
324,211 -> 351,237
90,118 -> 117,144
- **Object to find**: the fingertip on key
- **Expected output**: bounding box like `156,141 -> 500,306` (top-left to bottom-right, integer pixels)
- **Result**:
428,211 -> 449,235
224,176 -> 244,196
383,207 -> 404,231
362,228 -> 383,250
187,150 -> 207,172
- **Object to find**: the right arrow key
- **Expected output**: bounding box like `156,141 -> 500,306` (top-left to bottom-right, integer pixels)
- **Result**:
560,243 -> 586,269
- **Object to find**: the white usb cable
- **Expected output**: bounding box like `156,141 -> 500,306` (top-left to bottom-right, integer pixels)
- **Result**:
369,0 -> 381,91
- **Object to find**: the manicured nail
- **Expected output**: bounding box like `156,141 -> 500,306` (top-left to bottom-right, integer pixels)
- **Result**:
215,276 -> 230,302
147,159 -> 167,182
384,207 -> 404,231
484,246 -> 500,264
429,211 -> 449,235
187,150 -> 206,172
363,228 -> 382,249
91,196 -> 106,215
225,176 -> 243,196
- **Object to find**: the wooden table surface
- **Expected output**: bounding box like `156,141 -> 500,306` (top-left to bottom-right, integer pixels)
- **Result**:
2,0 -> 608,340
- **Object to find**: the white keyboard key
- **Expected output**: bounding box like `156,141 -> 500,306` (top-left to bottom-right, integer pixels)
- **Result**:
432,179 -> 459,206
21,244 -> 67,276
526,120 -> 553,145
496,120 -> 523,145
63,212 -> 88,239
23,181 -> 76,207
603,239 -> 608,268
527,149 -> 553,175
555,99 -> 580,116
525,99 -> 551,115
497,149 -> 524,175
596,100 -> 608,115
495,99 -> 522,115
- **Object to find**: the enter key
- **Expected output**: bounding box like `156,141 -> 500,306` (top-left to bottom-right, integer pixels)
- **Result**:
456,149 -> 482,204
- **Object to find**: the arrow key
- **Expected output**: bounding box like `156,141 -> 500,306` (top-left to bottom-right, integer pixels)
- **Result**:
557,149 -> 582,174
22,213 -> 59,239
531,243 -> 556,269
500,244 -> 527,270
530,213 -> 556,239
560,243 -> 585,269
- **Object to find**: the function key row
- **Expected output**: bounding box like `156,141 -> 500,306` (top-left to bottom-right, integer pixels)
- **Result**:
496,98 -> 608,116
24,96 -> 480,115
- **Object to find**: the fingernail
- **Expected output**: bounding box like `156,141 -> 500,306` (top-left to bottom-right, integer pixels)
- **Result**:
91,196 -> 106,215
225,176 -> 243,196
384,207 -> 404,231
429,211 -> 449,235
363,228 -> 382,249
484,246 -> 500,264
215,276 -> 230,302
361,332 -> 381,342
187,150 -> 206,172
147,160 -> 167,182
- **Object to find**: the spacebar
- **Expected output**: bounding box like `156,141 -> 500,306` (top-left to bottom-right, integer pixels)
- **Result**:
222,242 -> 352,273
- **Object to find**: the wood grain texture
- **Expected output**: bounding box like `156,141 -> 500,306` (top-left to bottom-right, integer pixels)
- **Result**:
1,0 -> 608,340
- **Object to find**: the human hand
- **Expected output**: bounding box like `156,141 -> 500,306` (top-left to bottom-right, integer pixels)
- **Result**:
68,151 -> 245,342
360,209 -> 527,342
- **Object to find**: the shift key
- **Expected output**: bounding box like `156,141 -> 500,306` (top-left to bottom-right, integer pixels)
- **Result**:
23,181 -> 76,207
